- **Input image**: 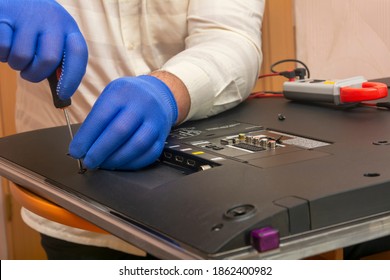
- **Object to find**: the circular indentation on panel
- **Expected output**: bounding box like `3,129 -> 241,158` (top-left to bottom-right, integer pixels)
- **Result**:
224,204 -> 256,221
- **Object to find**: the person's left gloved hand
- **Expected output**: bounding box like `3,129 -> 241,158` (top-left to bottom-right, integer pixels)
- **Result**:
69,75 -> 178,170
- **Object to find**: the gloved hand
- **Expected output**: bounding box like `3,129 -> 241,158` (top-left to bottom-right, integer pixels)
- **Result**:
0,0 -> 88,99
69,75 -> 179,170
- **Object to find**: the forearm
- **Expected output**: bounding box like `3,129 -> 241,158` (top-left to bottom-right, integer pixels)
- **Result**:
150,70 -> 190,125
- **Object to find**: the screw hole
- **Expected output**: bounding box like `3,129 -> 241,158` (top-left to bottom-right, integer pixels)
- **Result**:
364,173 -> 381,177
373,140 -> 390,145
211,224 -> 224,232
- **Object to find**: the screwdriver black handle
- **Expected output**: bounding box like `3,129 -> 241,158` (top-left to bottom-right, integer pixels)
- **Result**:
48,69 -> 71,108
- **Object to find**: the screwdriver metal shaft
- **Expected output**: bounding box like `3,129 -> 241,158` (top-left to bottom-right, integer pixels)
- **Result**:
48,67 -> 86,174
62,108 -> 85,173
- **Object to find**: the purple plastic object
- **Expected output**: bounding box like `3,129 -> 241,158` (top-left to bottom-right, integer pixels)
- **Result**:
251,227 -> 280,252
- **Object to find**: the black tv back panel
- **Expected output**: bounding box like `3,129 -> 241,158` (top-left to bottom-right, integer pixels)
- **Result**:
1,96 -> 390,258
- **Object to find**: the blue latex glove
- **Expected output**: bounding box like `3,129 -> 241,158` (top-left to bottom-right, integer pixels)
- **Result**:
0,0 -> 88,99
69,75 -> 179,170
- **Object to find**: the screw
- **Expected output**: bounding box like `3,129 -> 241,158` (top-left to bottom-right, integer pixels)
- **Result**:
278,114 -> 286,121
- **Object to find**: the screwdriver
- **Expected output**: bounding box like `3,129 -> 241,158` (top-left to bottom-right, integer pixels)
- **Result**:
48,68 -> 86,174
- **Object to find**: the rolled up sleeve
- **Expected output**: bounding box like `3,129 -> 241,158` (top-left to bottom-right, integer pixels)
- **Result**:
162,0 -> 264,120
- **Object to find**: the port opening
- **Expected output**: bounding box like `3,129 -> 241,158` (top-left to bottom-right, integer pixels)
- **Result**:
159,148 -> 220,173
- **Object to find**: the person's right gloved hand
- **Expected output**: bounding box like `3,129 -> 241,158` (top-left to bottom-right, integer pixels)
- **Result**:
0,0 -> 88,99
69,75 -> 179,171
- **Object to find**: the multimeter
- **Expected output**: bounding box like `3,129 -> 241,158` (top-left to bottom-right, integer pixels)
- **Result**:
283,76 -> 388,105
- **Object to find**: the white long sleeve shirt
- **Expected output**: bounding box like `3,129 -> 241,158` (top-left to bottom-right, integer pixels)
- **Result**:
17,0 -> 264,255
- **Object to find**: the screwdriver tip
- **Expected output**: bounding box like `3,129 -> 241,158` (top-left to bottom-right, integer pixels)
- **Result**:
77,159 -> 87,174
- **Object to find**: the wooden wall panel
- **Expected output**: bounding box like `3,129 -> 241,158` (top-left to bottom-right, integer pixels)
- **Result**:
254,0 -> 296,93
295,0 -> 390,80
0,64 -> 16,136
